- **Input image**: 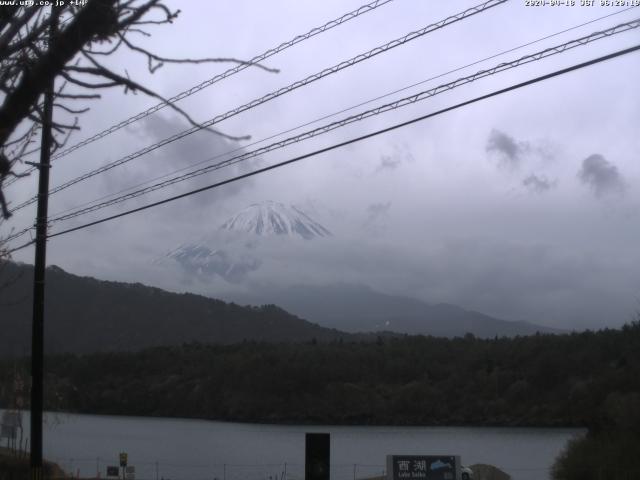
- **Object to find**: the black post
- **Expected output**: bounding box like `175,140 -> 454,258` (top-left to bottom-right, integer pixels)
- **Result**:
305,433 -> 330,480
30,8 -> 57,480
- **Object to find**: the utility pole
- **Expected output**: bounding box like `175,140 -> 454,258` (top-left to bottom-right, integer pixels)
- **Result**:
30,7 -> 57,480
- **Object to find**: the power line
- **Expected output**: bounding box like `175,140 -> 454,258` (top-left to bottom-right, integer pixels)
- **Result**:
5,0 -> 398,184
44,45 -> 640,238
2,225 -> 34,244
7,0 -> 507,214
7,7 -> 637,197
50,0 -> 397,160
4,14 -> 638,246
45,6 -> 638,222
6,43 -> 636,255
46,19 -> 640,224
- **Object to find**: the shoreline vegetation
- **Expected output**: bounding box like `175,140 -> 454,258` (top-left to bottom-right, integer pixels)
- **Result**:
0,407 -> 593,429
1,323 -> 638,479
1,323 -> 638,427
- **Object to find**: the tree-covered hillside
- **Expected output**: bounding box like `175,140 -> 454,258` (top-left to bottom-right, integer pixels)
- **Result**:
1,323 -> 638,427
0,262 -> 350,355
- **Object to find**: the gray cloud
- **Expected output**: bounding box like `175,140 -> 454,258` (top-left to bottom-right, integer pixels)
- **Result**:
377,155 -> 401,171
375,143 -> 415,173
159,234 -> 640,331
362,202 -> 392,235
486,129 -> 530,169
133,113 -> 240,169
578,154 -> 625,197
522,174 -> 556,194
109,113 -> 260,211
365,201 -> 391,222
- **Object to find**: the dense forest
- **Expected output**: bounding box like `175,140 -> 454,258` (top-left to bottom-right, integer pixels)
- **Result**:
1,323 -> 638,427
1,324 -> 639,479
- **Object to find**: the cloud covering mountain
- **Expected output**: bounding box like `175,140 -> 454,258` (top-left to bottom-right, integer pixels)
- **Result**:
154,201 -> 561,337
5,1 -> 638,333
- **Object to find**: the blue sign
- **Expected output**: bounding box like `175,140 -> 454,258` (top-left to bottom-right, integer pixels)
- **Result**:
387,455 -> 460,480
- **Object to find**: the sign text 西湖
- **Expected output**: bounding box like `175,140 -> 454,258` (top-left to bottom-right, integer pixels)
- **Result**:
386,455 -> 460,480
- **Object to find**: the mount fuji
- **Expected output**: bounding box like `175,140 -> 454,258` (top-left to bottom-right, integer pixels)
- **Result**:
220,201 -> 331,239
157,201 -> 330,282
156,200 -> 558,338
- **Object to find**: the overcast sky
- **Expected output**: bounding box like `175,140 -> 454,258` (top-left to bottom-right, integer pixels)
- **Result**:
3,0 -> 640,330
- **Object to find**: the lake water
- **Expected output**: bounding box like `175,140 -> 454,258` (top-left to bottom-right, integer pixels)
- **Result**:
5,411 -> 583,480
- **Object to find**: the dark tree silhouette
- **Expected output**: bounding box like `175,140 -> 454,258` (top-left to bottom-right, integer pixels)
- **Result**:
0,0 -> 275,221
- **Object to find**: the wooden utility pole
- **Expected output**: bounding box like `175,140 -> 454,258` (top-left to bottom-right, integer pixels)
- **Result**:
30,7 -> 57,480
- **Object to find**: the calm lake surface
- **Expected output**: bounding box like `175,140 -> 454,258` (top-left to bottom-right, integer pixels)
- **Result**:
9,411 -> 583,480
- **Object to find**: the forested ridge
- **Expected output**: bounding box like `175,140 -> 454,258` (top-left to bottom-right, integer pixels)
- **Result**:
1,323 -> 638,427
0,262 -> 353,356
0,262 -> 557,355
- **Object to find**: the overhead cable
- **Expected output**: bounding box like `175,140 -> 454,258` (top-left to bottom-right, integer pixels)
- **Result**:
51,0 -> 398,160
6,43 -> 636,255
47,6 -> 638,220
47,19 -> 640,223
8,0 -> 507,214
6,0 -> 398,183
4,16 -> 638,246
44,45 -> 640,242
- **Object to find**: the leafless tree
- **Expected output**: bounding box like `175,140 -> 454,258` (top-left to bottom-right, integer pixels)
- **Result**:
0,0 -> 276,220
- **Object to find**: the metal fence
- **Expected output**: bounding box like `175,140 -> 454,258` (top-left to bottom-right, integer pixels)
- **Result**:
0,460 -> 386,480
4,458 -> 640,480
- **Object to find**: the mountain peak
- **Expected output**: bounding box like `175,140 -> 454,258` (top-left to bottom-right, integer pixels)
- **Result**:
158,201 -> 331,282
220,201 -> 331,240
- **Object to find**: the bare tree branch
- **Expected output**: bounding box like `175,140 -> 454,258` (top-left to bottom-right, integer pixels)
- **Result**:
53,103 -> 90,115
0,7 -> 38,57
0,0 -> 120,146
56,92 -> 101,100
80,52 -> 251,141
118,33 -> 280,73
0,0 -> 280,221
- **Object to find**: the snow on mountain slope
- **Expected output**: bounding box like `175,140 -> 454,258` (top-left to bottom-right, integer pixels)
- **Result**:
158,201 -> 331,282
220,201 -> 331,239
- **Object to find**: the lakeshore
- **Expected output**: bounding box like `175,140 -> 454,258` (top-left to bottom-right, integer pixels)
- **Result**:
1,410 -> 582,480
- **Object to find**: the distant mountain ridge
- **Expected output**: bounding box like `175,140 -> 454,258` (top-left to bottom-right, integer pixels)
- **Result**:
230,283 -> 562,338
0,261 -> 561,358
0,262 -> 348,356
155,201 -> 558,338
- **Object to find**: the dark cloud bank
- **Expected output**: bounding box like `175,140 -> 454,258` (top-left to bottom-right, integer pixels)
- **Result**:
578,153 -> 625,197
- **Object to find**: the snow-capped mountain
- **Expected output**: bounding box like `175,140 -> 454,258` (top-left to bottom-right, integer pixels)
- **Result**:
157,201 -> 331,282
220,201 -> 331,239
